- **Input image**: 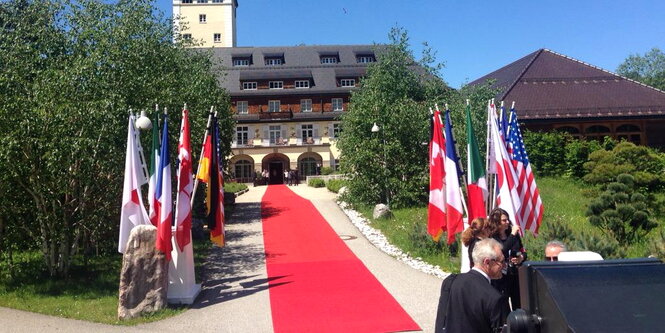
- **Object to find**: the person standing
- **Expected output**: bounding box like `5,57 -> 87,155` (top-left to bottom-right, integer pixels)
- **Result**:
461,217 -> 495,268
435,238 -> 510,332
489,208 -> 526,310
284,169 -> 289,185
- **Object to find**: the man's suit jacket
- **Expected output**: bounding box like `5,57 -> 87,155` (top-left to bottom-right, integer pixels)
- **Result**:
435,269 -> 510,333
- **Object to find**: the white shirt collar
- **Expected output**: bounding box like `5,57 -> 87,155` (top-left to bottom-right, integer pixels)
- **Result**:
471,267 -> 491,283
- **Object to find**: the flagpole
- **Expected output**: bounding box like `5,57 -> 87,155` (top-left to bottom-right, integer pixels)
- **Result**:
191,106 -> 215,206
486,99 -> 496,210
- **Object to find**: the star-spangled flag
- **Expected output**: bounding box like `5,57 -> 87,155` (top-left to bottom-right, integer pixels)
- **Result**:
507,107 -> 543,234
155,113 -> 173,260
175,108 -> 193,251
118,114 -> 151,253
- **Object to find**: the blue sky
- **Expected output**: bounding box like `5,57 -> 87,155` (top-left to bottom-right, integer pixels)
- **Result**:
155,0 -> 664,88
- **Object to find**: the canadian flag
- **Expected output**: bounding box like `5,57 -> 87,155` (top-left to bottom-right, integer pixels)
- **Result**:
118,114 -> 150,253
427,109 -> 446,241
175,108 -> 193,251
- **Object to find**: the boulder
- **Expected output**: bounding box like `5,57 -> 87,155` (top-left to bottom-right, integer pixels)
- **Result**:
118,224 -> 169,320
373,203 -> 393,219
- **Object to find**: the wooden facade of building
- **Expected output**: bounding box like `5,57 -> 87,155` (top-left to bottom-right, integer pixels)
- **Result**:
469,49 -> 665,147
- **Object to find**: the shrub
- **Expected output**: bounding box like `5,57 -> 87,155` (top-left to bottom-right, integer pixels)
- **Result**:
326,179 -> 347,193
586,174 -> 657,244
564,139 -> 602,178
320,167 -> 334,175
522,130 -> 571,176
308,178 -> 325,188
648,226 -> 665,259
224,182 -> 248,193
583,142 -> 665,191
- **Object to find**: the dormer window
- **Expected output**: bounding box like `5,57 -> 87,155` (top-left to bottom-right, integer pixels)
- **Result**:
264,54 -> 285,66
295,80 -> 310,89
232,55 -> 252,66
340,79 -> 356,87
320,56 -> 338,64
356,54 -> 375,63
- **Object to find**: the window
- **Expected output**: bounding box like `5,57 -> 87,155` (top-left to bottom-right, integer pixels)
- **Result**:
236,126 -> 249,145
182,0 -> 192,3
269,125 -> 281,144
295,80 -> 310,88
265,58 -> 283,66
182,33 -> 192,40
233,58 -> 250,66
269,81 -> 283,89
332,98 -> 343,111
357,55 -> 375,63
199,14 -> 206,23
234,160 -> 252,183
300,99 -> 312,112
212,0 -> 224,3
213,33 -> 221,43
236,101 -> 248,114
320,56 -> 338,64
340,79 -> 356,87
268,100 -> 281,112
300,157 -> 318,176
333,123 -> 342,138
242,82 -> 257,90
197,0 -> 208,3
301,124 -> 313,139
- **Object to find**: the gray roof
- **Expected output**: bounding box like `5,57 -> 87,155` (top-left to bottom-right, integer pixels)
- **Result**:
210,45 -> 382,96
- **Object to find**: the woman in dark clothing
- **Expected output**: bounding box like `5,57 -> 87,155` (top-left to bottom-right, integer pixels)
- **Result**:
489,208 -> 526,310
460,217 -> 495,268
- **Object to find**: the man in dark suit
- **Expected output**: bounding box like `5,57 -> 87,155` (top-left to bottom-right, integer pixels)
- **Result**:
435,238 -> 510,333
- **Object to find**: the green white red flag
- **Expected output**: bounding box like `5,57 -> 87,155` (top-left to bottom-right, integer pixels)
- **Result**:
465,104 -> 488,222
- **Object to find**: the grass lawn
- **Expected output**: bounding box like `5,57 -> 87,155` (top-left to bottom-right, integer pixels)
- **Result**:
356,176 -> 658,272
0,236 -> 212,325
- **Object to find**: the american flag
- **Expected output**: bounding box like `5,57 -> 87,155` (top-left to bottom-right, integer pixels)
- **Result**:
507,108 -> 543,234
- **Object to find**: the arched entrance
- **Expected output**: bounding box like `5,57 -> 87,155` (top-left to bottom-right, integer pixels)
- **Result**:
230,155 -> 254,183
262,153 -> 290,184
298,152 -> 323,178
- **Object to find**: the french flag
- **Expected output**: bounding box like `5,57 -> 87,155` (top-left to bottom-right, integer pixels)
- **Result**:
155,113 -> 173,260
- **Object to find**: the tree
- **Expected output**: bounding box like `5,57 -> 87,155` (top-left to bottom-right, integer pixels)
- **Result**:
616,47 -> 665,91
337,27 -> 495,208
0,0 -> 232,277
586,174 -> 657,244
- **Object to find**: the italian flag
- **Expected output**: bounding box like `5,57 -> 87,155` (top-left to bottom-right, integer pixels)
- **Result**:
465,105 -> 488,222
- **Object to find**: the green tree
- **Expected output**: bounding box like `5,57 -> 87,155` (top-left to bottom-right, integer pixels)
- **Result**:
586,174 -> 657,244
616,47 -> 665,91
0,0 -> 231,277
337,27 -> 495,208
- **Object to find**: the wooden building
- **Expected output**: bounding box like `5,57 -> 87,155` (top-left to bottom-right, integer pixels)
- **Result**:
469,49 -> 665,147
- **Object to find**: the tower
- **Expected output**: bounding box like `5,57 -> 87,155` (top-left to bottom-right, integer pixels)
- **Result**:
173,0 -> 237,48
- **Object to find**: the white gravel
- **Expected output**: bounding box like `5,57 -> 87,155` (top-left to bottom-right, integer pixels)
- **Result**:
337,200 -> 451,279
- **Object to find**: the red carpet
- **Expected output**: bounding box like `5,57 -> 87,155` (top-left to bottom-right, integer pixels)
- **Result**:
262,185 -> 420,332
